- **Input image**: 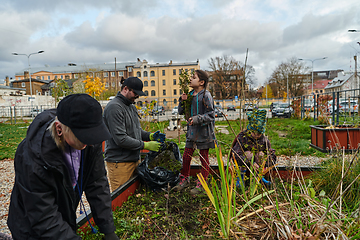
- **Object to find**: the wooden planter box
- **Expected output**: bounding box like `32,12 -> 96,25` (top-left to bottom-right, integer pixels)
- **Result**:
310,125 -> 360,153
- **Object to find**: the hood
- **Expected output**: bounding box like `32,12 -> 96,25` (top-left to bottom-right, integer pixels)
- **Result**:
25,109 -> 63,168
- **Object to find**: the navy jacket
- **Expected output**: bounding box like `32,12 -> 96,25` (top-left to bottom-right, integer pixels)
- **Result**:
7,109 -> 115,239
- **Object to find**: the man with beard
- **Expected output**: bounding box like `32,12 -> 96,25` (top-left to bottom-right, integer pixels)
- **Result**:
103,77 -> 165,191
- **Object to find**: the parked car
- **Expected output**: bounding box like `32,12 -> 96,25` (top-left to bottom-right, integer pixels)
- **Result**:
338,101 -> 358,114
151,106 -> 165,115
270,102 -> 280,112
172,106 -> 179,115
303,99 -> 314,112
242,103 -> 257,112
214,105 -> 223,117
26,109 -> 42,117
271,103 -> 293,118
227,105 -> 236,111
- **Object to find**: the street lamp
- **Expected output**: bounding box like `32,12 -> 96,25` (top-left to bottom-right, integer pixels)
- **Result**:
298,57 -> 327,95
12,51 -> 44,100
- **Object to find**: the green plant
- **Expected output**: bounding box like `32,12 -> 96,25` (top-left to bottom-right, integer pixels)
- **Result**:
178,68 -> 193,120
0,123 -> 29,160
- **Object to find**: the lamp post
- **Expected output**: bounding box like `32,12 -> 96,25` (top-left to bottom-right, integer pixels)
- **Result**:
298,57 -> 327,95
12,51 -> 44,100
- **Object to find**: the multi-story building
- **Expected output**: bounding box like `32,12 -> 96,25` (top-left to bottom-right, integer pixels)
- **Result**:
13,59 -> 200,109
133,59 -> 200,109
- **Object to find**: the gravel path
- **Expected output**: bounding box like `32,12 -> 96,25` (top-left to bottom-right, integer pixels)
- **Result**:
0,155 -> 328,236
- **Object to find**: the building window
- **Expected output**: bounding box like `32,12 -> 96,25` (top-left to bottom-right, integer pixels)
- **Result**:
48,76 -> 51,80
162,70 -> 165,76
173,79 -> 176,85
151,71 -> 155,76
144,81 -> 148,87
173,89 -> 177,95
21,82 -> 25,87
191,68 -> 195,74
104,72 -> 108,77
173,69 -> 176,75
128,67 -> 132,72
61,75 -> 64,79
179,69 -> 182,75
144,71 -> 148,77
180,89 -> 183,94
320,90 -> 323,93
163,90 -> 166,96
105,82 -> 109,88
111,72 -> 115,77
42,76 -> 44,80
145,90 -> 149,96
119,72 -> 123,77
137,71 -> 141,77
174,99 -> 177,104
151,80 -> 155,86
111,82 -> 115,87
151,90 -> 156,96
55,76 -> 58,79
36,76 -> 40,80
162,80 -> 166,86
74,74 -> 78,79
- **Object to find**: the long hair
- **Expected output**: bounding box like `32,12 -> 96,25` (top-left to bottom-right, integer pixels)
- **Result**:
47,117 -> 71,151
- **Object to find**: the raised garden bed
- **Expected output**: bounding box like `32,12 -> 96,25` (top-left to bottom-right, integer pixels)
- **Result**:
310,125 -> 360,153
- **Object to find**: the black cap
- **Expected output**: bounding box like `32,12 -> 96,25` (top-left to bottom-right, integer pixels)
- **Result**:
57,94 -> 111,145
123,77 -> 146,96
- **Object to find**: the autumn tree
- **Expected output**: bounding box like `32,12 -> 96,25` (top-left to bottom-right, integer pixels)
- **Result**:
51,78 -> 73,103
208,55 -> 255,99
268,57 -> 309,98
261,84 -> 274,99
83,76 -> 106,100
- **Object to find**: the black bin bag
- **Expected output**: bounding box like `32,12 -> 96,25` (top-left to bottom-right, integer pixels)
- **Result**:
137,142 -> 182,191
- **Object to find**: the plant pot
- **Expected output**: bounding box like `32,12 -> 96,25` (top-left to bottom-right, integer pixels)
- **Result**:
310,125 -> 360,153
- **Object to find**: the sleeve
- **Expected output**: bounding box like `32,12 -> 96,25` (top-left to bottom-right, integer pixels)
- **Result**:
141,129 -> 151,141
264,137 -> 277,167
178,97 -> 185,115
105,104 -> 144,150
84,145 -> 116,235
231,133 -> 248,167
191,91 -> 215,125
15,169 -> 81,239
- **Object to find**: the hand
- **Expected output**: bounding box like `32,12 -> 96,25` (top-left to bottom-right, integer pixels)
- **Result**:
144,141 -> 161,152
187,117 -> 194,126
150,130 -> 166,142
181,93 -> 187,101
104,232 -> 119,240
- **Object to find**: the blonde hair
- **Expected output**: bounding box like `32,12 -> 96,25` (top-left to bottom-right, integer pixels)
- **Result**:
47,116 -> 71,151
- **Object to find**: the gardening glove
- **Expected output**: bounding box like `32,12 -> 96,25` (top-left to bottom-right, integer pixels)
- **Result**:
143,141 -> 161,152
103,232 -> 119,240
150,130 -> 166,143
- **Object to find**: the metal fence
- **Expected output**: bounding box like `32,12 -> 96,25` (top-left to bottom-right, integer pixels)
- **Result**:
292,88 -> 360,125
0,105 -> 54,124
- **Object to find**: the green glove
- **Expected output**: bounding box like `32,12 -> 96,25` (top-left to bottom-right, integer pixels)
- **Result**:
144,141 -> 161,152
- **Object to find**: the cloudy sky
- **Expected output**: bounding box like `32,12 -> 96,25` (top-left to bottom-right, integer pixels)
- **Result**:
1,0 -> 359,86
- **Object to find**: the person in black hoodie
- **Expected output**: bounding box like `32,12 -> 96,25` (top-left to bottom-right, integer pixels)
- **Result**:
7,94 -> 119,240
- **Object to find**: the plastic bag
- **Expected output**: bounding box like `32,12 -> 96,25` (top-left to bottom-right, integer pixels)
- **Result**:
137,142 -> 182,191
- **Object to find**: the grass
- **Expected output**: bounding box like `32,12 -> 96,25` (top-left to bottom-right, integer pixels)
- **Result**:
0,117 -> 331,161
0,122 -> 29,159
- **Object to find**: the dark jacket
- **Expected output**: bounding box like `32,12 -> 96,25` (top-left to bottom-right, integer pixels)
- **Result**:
232,130 -> 276,168
178,89 -> 216,149
103,92 -> 151,163
7,109 -> 115,240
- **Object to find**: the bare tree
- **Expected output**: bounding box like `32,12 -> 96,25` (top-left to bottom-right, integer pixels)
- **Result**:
268,57 -> 309,98
208,55 -> 255,99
